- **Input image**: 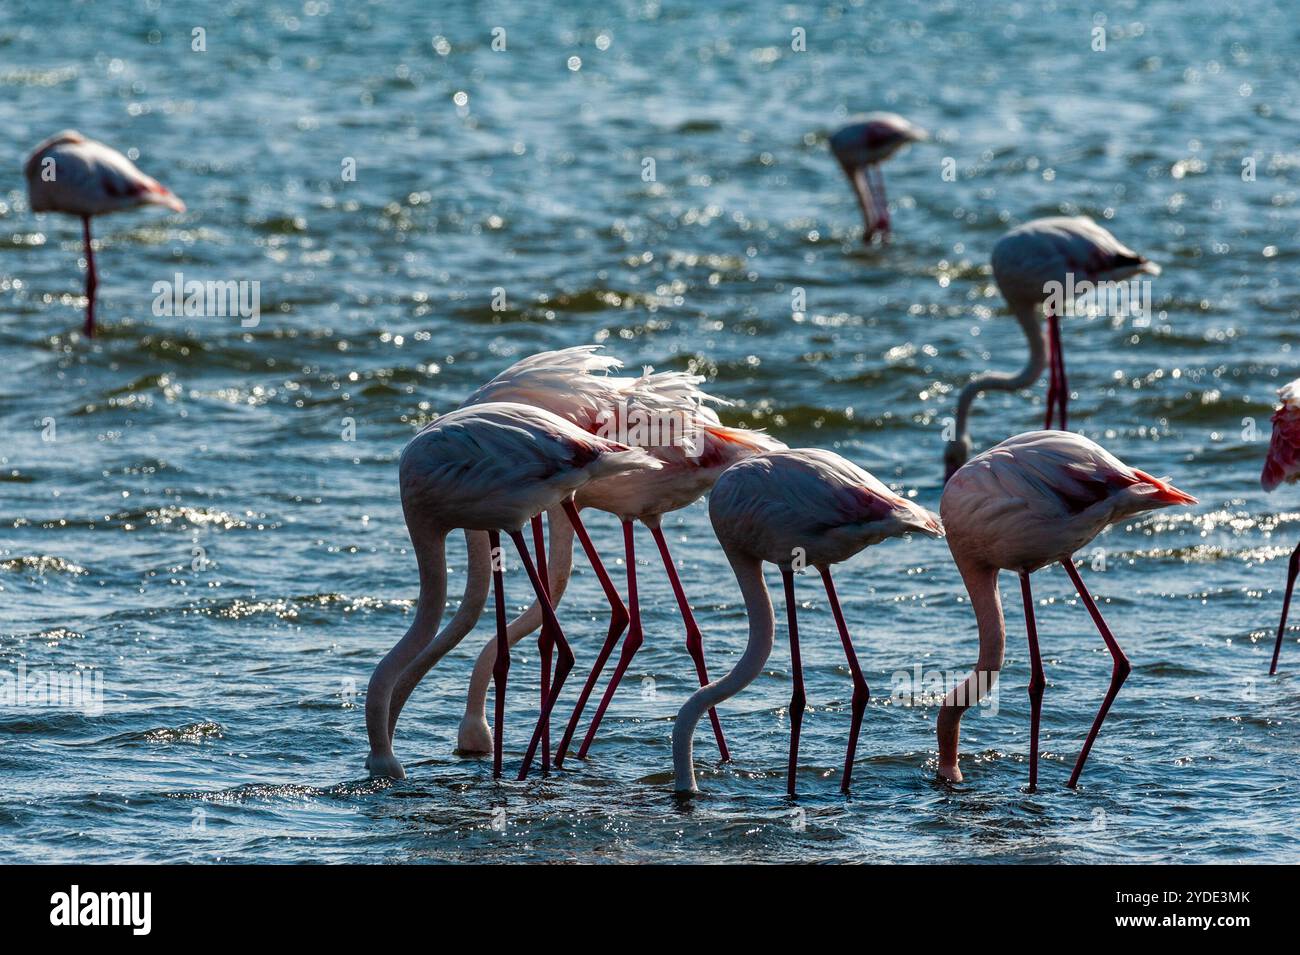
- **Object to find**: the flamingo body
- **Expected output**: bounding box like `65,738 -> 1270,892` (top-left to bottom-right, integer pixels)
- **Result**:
26,130 -> 185,217
1261,379 -> 1300,492
399,401 -> 655,533
709,448 -> 942,567
942,430 -> 1196,573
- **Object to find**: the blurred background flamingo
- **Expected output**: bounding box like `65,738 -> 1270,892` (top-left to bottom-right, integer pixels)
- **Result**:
944,216 -> 1160,481
829,112 -> 927,243
25,130 -> 185,338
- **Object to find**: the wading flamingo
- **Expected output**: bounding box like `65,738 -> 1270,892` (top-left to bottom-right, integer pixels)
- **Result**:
1261,378 -> 1300,675
382,348 -> 635,775
448,348 -> 783,777
937,431 -> 1196,790
829,113 -> 927,242
944,217 -> 1160,481
364,401 -> 659,780
25,131 -> 185,338
673,449 -> 943,795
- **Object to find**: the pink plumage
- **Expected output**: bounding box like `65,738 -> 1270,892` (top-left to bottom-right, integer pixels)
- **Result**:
1261,379 -> 1300,492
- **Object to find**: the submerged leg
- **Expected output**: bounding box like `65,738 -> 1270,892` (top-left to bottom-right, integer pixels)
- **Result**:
781,568 -> 806,797
649,520 -> 730,761
1061,560 -> 1130,789
819,566 -> 869,793
531,514 -> 554,774
576,520 -> 643,759
513,529 -> 576,781
489,530 -> 510,779
82,216 -> 97,338
1270,541 -> 1300,676
869,164 -> 891,236
1019,571 -> 1045,792
556,502 -> 631,766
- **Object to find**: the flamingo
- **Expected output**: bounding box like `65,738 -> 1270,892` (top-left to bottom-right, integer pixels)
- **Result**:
364,400 -> 660,780
672,449 -> 943,795
1260,378 -> 1300,674
937,431 -> 1196,790
447,348 -> 783,777
829,112 -> 927,242
25,131 -> 185,338
944,216 -> 1160,481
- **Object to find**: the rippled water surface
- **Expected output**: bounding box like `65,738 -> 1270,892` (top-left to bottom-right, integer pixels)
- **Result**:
1,0 -> 1298,863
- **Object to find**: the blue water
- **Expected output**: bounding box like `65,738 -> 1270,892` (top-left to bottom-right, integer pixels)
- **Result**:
1,0 -> 1297,863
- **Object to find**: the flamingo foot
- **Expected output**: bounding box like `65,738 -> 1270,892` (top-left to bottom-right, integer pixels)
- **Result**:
456,714 -> 493,755
366,751 -> 406,780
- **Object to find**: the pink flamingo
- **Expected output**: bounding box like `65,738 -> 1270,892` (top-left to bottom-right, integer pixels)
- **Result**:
1260,378 -> 1300,675
829,112 -> 927,242
364,401 -> 659,780
25,131 -> 185,338
449,348 -> 783,777
937,431 -> 1196,790
944,217 -> 1160,481
673,449 -> 943,795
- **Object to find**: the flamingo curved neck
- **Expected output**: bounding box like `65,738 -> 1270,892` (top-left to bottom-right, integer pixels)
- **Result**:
936,560 -> 1006,773
672,551 -> 774,791
365,530 -> 449,760
954,301 -> 1046,446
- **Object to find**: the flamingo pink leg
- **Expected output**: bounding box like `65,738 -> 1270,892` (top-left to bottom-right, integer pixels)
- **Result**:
1049,311 -> 1068,430
531,514 -> 554,774
575,520 -> 642,759
514,529 -> 576,781
1270,542 -> 1300,675
1044,313 -> 1059,430
81,216 -> 97,338
819,566 -> 869,793
1061,559 -> 1130,788
649,523 -> 730,761
555,500 -> 630,767
868,164 -> 891,236
488,530 -> 510,779
1019,571 -> 1045,792
780,568 -> 806,797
